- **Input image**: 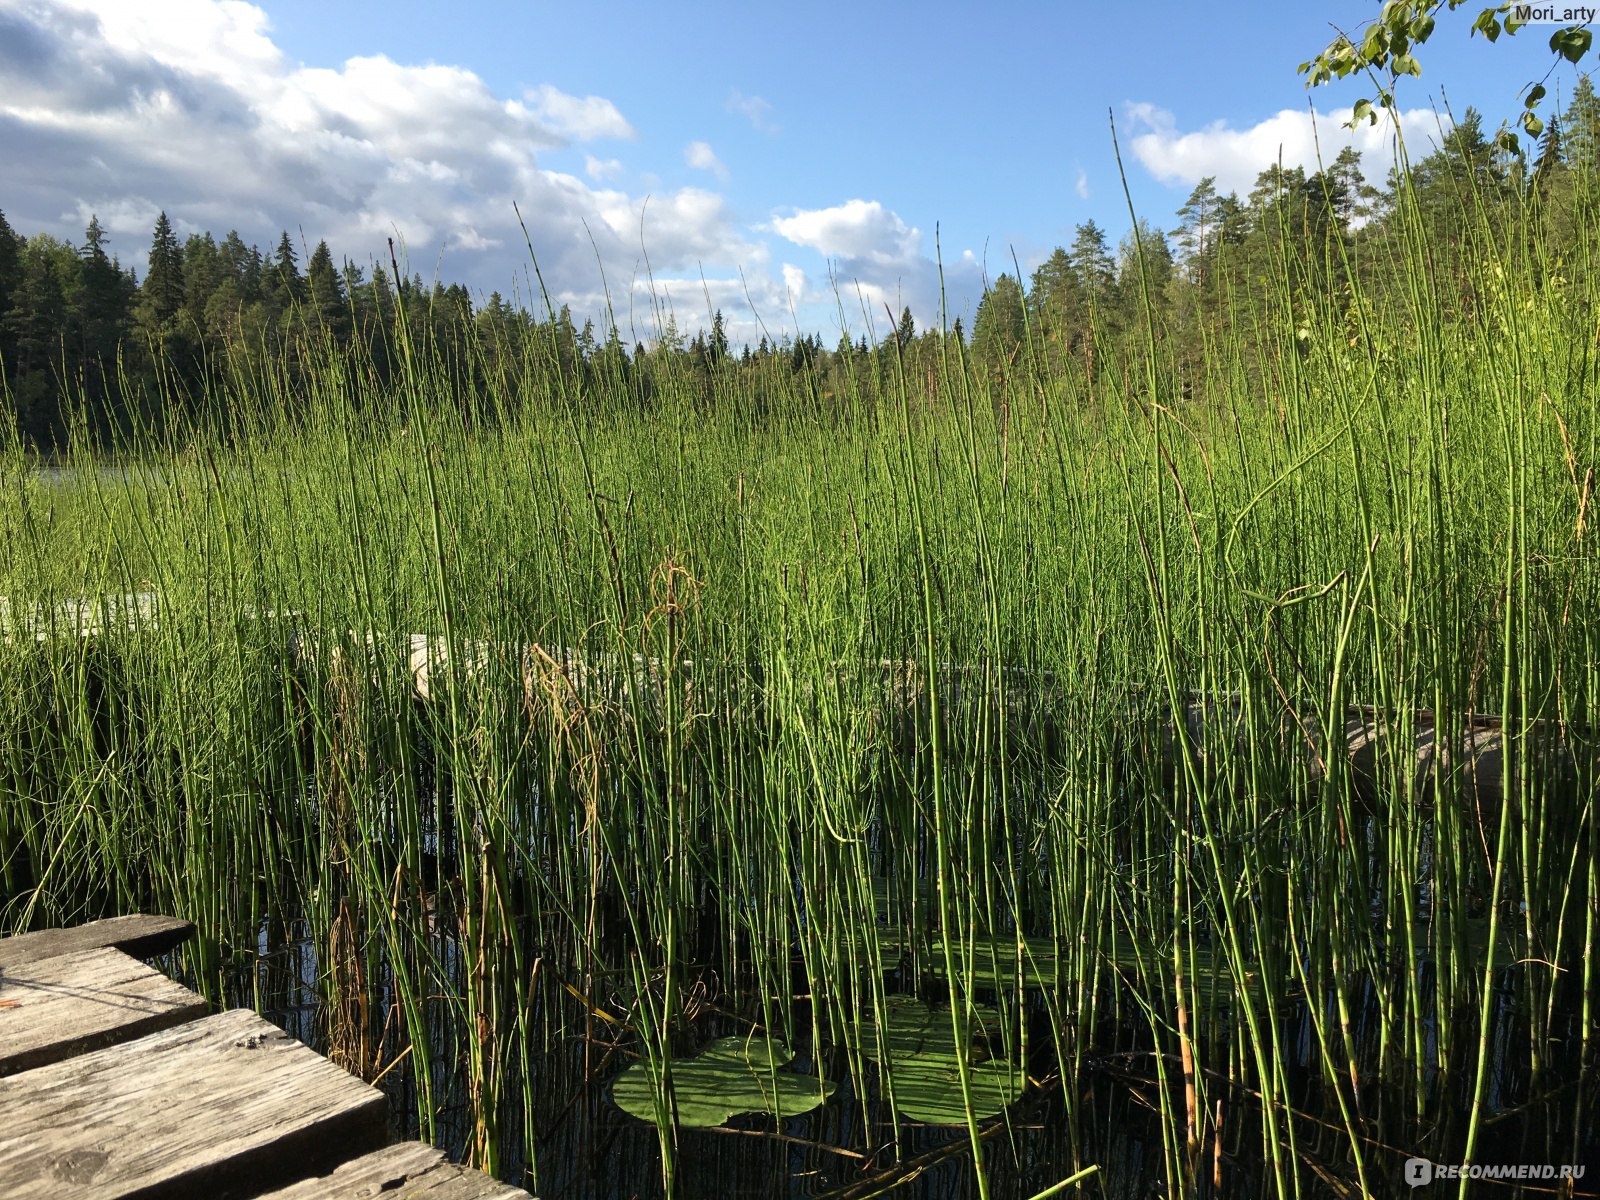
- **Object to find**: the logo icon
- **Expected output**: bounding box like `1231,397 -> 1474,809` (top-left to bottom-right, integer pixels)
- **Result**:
1405,1158 -> 1434,1187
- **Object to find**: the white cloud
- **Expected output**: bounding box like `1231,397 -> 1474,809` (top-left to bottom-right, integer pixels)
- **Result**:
767,201 -> 984,342
727,88 -> 778,134
782,262 -> 807,305
1074,166 -> 1090,200
771,199 -> 920,266
626,272 -> 793,350
0,0 -> 774,331
685,140 -> 729,182
523,83 -> 636,141
1124,101 -> 1444,198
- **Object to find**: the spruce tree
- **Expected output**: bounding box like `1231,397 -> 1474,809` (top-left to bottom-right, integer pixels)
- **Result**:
1564,75 -> 1600,174
305,239 -> 349,336
270,231 -> 305,306
139,211 -> 185,332
78,215 -> 126,365
0,210 -> 22,368
894,305 -> 915,349
970,273 -> 1026,370
1028,247 -> 1080,347
1070,220 -> 1116,306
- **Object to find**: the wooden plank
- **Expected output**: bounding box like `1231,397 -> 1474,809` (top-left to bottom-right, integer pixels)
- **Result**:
0,1007 -> 389,1199
0,946 -> 209,1076
258,1142 -> 530,1199
0,914 -> 195,968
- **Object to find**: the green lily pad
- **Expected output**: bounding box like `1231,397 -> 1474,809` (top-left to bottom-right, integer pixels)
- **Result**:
1100,933 -> 1270,1007
852,995 -> 1024,1124
925,934 -> 1064,987
611,1035 -> 834,1128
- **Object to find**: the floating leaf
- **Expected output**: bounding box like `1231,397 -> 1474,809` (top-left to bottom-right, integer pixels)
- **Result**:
853,995 -> 1024,1124
925,934 -> 1065,988
611,1035 -> 833,1128
890,1057 -> 1026,1125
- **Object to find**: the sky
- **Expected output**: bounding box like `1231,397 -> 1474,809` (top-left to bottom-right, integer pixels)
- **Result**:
1,0 -> 1594,348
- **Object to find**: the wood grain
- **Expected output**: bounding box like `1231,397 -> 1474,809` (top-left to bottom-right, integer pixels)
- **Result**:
258,1142 -> 530,1199
0,1007 -> 388,1199
0,915 -> 195,968
0,946 -> 208,1076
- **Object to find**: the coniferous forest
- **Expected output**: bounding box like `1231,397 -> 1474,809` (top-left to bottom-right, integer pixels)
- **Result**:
4,87 -> 1598,452
6,43 -> 1600,1200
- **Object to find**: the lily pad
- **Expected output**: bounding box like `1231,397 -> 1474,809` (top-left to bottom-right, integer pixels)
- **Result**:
925,934 -> 1064,987
611,1035 -> 834,1128
852,995 -> 1024,1124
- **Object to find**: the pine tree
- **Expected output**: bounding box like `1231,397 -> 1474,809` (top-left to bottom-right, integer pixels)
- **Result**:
0,210 -> 25,373
894,305 -> 915,349
970,273 -> 1026,371
139,211 -> 185,333
1533,115 -> 1566,191
1173,177 -> 1221,286
217,231 -> 261,301
1325,146 -> 1380,230
1116,219 -> 1175,297
1028,248 -> 1080,347
78,215 -> 126,365
305,239 -> 349,336
4,243 -> 69,442
1563,75 -> 1600,174
1070,221 -> 1116,306
270,231 -> 305,307
710,308 -> 730,363
181,233 -> 222,326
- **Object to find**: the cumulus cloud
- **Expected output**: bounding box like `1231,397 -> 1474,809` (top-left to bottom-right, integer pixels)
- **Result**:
523,83 -> 636,141
772,199 -> 921,267
1124,101 -> 1444,197
782,263 -> 808,305
770,200 -> 983,341
727,88 -> 778,134
685,140 -> 729,182
0,0 -> 771,334
627,271 -> 797,351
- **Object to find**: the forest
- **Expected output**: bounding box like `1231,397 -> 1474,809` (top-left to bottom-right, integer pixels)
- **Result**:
4,83 -> 1597,452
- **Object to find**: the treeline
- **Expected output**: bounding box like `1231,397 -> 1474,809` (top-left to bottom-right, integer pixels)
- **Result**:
3,85 -> 1599,448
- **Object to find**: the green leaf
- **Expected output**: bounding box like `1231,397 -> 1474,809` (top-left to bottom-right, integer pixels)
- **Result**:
611,1035 -> 834,1128
852,996 -> 1025,1125
1393,52 -> 1422,76
1522,111 -> 1545,138
924,934 -> 1064,987
1362,24 -> 1391,61
1352,98 -> 1378,127
1410,13 -> 1435,39
890,1058 -> 1027,1126
1551,27 -> 1593,64
1526,83 -> 1547,108
1473,10 -> 1502,41
1496,129 -> 1523,157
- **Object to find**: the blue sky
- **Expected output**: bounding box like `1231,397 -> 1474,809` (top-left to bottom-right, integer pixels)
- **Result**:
1,0 -> 1592,347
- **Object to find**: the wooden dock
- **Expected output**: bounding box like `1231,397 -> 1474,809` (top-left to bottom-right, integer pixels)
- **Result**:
0,914 -> 530,1199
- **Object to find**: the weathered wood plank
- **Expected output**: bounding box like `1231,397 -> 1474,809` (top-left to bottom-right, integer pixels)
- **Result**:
258,1142 -> 530,1199
0,945 -> 209,1076
0,1007 -> 389,1199
0,914 -> 195,968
